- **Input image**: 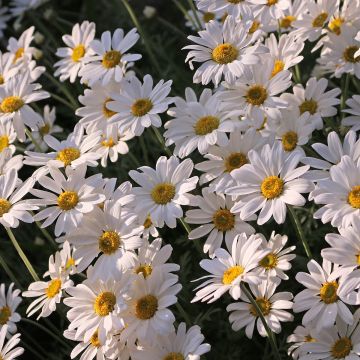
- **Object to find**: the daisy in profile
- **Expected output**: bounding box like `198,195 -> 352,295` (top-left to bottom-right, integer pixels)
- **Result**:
192,233 -> 267,303
0,52 -> 18,85
287,323 -> 317,359
195,128 -> 270,192
6,26 -> 35,64
343,95 -> 360,132
185,187 -> 255,257
184,15 -> 266,86
164,88 -> 234,158
0,72 -> 49,142
129,156 -> 198,228
278,0 -> 307,33
0,121 -> 16,155
250,0 -> 290,21
31,165 -> 106,236
79,28 -> 141,86
131,322 -> 211,360
227,278 -> 293,338
293,259 -> 353,331
195,0 -> 253,18
0,325 -> 23,359
107,74 -> 173,136
54,21 -> 96,83
185,9 -> 223,30
227,142 -> 312,225
0,283 -> 21,334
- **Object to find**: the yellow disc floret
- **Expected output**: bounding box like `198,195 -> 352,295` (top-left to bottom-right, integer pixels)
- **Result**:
103,98 -> 117,118
203,12 -> 215,23
71,44 -> 86,62
328,17 -> 344,35
250,297 -> 271,317
299,99 -> 318,115
102,50 -> 121,68
212,208 -> 235,232
0,306 -> 11,325
343,46 -> 360,63
280,15 -> 296,29
261,176 -> 284,199
331,337 -> 352,359
225,152 -> 247,172
14,48 -> 24,62
57,191 -> 79,211
131,98 -> 153,117
267,0 -> 278,6
135,264 -> 153,278
98,230 -> 120,255
135,294 -> 158,320
246,85 -> 268,106
163,353 -> 185,360
259,253 -> 278,270
0,198 -> 11,217
320,281 -> 339,304
348,185 -> 360,208
46,279 -> 62,298
194,115 -> 220,135
94,291 -> 116,316
56,147 -> 80,167
282,131 -> 298,152
90,330 -> 101,348
271,60 -> 285,78
1,96 -> 24,113
212,43 -> 238,64
222,265 -> 244,285
312,12 -> 328,28
151,183 -> 176,205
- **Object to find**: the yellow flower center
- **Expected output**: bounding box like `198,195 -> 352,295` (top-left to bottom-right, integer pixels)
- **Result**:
320,281 -> 339,304
280,15 -> 296,29
267,0 -> 278,5
1,96 -> 24,113
250,297 -> 272,316
224,152 -> 247,172
343,46 -> 360,63
212,43 -> 238,64
213,208 -> 235,232
331,337 -> 352,359
259,253 -> 278,270
39,123 -> 50,136
163,353 -> 184,360
90,330 -> 101,348
194,115 -> 220,135
56,147 -> 80,167
0,198 -> 11,217
135,264 -> 153,278
101,137 -> 115,148
222,265 -> 244,285
261,176 -> 284,199
203,12 -> 215,23
71,44 -> 85,62
227,0 -> 242,4
46,279 -> 62,298
131,98 -> 153,117
0,75 -> 4,85
282,131 -> 298,152
356,253 -> 360,265
312,12 -> 328,27
305,335 -> 316,342
299,99 -> 318,115
14,47 -> 24,62
143,215 -> 152,229
65,257 -> 75,270
94,291 -> 116,316
0,306 -> 11,325
102,98 -> 117,118
246,85 -> 268,106
102,50 -> 121,68
249,21 -> 260,34
151,183 -> 176,205
328,17 -> 344,35
271,59 -> 285,78
135,294 -> 158,320
57,191 -> 79,211
98,230 -> 120,255
348,185 -> 360,208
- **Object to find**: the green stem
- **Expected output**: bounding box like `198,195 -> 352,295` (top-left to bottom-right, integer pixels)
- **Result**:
48,91 -> 77,111
6,228 -> 40,282
139,135 -> 150,165
172,0 -> 198,31
186,0 -> 202,30
240,283 -> 281,360
294,64 -> 301,84
0,252 -> 21,288
25,129 -> 42,152
175,302 -> 192,326
287,205 -> 312,259
178,218 -> 203,255
32,213 -> 57,249
151,126 -> 172,156
341,73 -> 351,121
127,150 -> 140,168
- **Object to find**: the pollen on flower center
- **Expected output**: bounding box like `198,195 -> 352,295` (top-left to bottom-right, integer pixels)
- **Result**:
320,281 -> 339,304
246,85 -> 268,106
135,264 -> 153,278
135,294 -> 158,320
328,17 -> 344,35
103,98 -> 117,118
222,265 -> 244,285
249,21 -> 260,34
46,279 -> 62,298
101,137 -> 115,148
250,297 -> 271,317
299,99 -> 318,115
305,335 -> 316,342
203,12 -> 215,23
259,253 -> 278,270
0,306 -> 11,325
65,257 -> 75,270
312,12 -> 328,28
194,115 -> 220,135
56,147 -> 80,166
282,131 -> 298,151
94,291 -> 116,316
0,75 -> 4,85
131,98 -> 153,117
280,15 -> 296,29
267,0 -> 278,6
151,183 -> 176,205
1,96 -> 24,113
271,60 -> 285,78
163,353 -> 185,360
0,198 -> 11,217
71,44 -> 85,62
90,330 -> 101,348
98,230 -> 120,255
57,191 -> 79,211
212,43 -> 238,64
343,46 -> 360,63
227,0 -> 242,3
213,208 -> 235,232
261,176 -> 284,199
102,50 -> 122,68
39,123 -> 50,136
331,337 -> 352,359
356,253 -> 360,265
348,185 -> 360,208
225,152 -> 247,172
143,215 -> 152,229
14,47 -> 24,62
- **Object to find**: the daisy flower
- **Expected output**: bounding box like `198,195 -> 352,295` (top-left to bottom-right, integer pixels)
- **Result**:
195,0 -> 253,18
185,187 -> 255,257
278,0 -> 308,33
0,283 -> 21,335
31,165 -> 106,236
164,88 -> 234,158
129,156 -> 198,228
227,278 -> 293,338
185,9 -> 223,30
0,325 -> 23,359
0,52 -> 18,85
131,322 -> 211,360
343,95 -> 360,132
0,150 -> 23,176
293,259 -> 353,331
250,0 -> 290,21
6,26 -> 35,64
195,128 -> 270,193
184,15 -> 266,86
54,21 -> 96,83
227,142 -> 313,225
79,28 -> 141,86
0,121 -> 16,155
287,323 -> 317,359
192,232 -> 267,303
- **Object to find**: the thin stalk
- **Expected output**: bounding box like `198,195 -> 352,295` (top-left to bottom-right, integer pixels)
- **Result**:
151,126 -> 172,156
25,129 -> 42,152
287,205 -> 312,259
240,283 -> 281,360
32,213 -> 57,249
6,228 -> 40,282
176,302 -> 192,326
172,0 -> 198,31
178,218 -> 203,255
139,135 -> 149,165
127,151 -> 140,168
186,0 -> 202,30
0,252 -> 21,288
48,91 -> 77,111
341,73 -> 351,121
21,338 -> 48,360
295,64 -> 301,84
